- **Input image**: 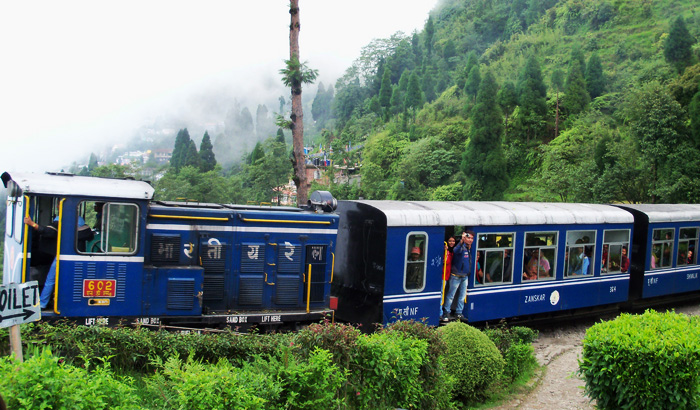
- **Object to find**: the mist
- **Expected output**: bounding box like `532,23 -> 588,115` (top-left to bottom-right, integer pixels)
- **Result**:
0,0 -> 436,173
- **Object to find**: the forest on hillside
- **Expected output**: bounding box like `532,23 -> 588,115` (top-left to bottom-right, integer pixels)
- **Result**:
78,0 -> 700,206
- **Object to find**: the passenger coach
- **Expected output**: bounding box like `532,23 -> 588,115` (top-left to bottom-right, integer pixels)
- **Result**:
332,201 -> 634,327
617,204 -> 700,300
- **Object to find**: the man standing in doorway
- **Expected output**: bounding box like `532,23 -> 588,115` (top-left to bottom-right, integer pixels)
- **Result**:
441,230 -> 474,322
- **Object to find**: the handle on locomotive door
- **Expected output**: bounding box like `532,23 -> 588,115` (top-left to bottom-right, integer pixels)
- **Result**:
264,273 -> 275,285
329,252 -> 335,283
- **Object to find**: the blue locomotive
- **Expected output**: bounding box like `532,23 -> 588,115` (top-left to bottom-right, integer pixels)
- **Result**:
2,172 -> 338,330
3,171 -> 700,330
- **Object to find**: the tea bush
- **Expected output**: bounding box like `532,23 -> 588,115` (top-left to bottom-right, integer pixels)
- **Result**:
380,319 -> 453,409
0,346 -> 141,410
482,323 -> 538,381
438,321 -> 505,403
349,332 -> 429,410
254,346 -> 347,410
24,321 -> 281,371
145,354 -> 280,410
292,319 -> 360,367
579,310 -> 700,410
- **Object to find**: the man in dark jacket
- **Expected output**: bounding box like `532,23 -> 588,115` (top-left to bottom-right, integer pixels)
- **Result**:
441,230 -> 474,322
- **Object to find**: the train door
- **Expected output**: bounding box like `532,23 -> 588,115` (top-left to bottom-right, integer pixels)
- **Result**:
237,240 -> 329,310
3,192 -> 26,285
199,236 -> 231,311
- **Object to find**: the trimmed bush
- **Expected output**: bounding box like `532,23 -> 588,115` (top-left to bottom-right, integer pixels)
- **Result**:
0,346 -> 141,410
579,310 -> 700,410
437,321 -> 505,402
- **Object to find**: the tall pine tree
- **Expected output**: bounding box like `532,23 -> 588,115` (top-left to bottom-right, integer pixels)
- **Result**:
664,17 -> 695,73
585,53 -> 605,99
378,67 -> 393,109
515,55 -> 547,141
199,131 -> 217,172
462,70 -> 508,200
562,54 -> 590,116
405,71 -> 423,110
170,128 -> 192,172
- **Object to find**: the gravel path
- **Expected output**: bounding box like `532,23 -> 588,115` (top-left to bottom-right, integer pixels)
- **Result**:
489,303 -> 700,409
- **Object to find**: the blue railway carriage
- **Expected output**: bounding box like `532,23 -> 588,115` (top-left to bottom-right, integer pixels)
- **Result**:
616,204 -> 700,300
2,172 -> 338,330
332,200 -> 634,328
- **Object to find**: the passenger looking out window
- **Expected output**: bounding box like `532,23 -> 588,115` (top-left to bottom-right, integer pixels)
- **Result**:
523,232 -> 556,281
404,233 -> 427,291
602,229 -> 630,275
565,231 -> 595,277
651,228 -> 674,269
476,233 -> 514,285
678,227 -> 698,267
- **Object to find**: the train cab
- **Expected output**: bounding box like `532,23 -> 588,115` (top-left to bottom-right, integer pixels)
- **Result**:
2,172 -> 338,330
2,171 -> 161,320
333,200 -> 634,328
616,204 -> 700,300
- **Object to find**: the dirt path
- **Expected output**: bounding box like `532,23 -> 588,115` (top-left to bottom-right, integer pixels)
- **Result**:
490,303 -> 700,409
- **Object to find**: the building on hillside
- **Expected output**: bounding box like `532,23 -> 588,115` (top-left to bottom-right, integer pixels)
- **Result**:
153,149 -> 173,164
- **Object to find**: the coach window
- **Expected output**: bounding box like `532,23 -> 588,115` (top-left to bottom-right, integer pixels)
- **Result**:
651,228 -> 674,269
404,233 -> 427,291
78,201 -> 139,255
565,231 -> 595,277
523,232 -> 556,281
677,228 -> 698,266
602,229 -> 631,274
477,233 -> 514,285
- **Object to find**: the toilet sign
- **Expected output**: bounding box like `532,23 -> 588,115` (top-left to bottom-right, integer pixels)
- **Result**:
0,281 -> 41,328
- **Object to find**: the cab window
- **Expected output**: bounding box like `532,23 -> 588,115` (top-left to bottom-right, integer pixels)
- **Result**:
79,201 -> 139,254
404,232 -> 427,291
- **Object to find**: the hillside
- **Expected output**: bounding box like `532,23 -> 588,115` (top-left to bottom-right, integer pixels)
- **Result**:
321,0 -> 700,204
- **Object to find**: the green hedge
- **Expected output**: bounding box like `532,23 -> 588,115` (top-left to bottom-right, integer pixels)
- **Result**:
1,319 -> 538,409
579,310 -> 700,410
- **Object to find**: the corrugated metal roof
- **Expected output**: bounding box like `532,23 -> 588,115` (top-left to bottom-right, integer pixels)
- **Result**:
618,204 -> 700,223
3,172 -> 154,200
351,200 -> 633,227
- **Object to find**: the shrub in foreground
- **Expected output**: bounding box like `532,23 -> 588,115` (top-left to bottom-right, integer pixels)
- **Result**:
0,347 -> 141,410
579,310 -> 700,410
380,319 -> 453,410
437,321 -> 505,403
483,323 -> 538,381
349,332 -> 429,410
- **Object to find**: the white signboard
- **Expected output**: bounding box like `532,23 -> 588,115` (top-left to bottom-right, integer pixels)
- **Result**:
0,281 -> 41,328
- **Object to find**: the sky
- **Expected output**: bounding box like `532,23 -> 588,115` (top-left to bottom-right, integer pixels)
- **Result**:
0,0 -> 437,173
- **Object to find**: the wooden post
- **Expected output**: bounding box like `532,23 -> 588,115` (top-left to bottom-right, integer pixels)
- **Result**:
9,325 -> 23,362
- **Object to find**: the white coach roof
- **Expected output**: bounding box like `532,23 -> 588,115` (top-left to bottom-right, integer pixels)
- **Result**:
352,200 -> 633,227
2,172 -> 154,200
619,204 -> 700,223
